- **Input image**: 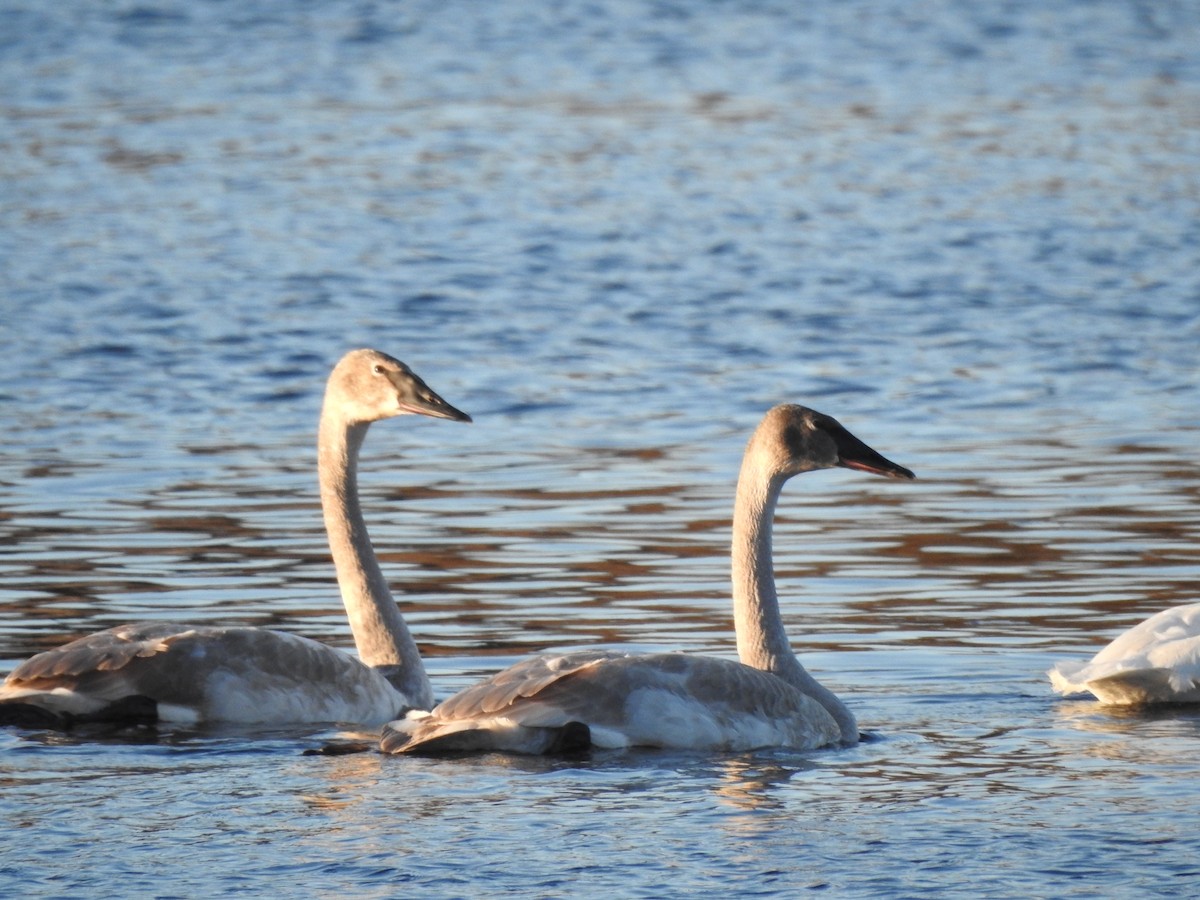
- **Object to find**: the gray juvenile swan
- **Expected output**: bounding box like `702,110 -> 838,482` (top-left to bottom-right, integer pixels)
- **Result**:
382,404 -> 913,755
0,349 -> 469,728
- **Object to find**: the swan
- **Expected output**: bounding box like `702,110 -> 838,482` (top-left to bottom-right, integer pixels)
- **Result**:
0,349 -> 470,728
381,404 -> 914,755
1048,602 -> 1200,705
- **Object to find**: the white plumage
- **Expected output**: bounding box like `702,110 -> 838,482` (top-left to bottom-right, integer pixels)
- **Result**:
1,349 -> 469,728
383,404 -> 914,755
1048,602 -> 1200,706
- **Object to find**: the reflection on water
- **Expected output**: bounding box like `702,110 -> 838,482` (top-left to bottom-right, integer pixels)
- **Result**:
10,438 -> 1198,662
4,0 -> 1200,895
4,423 -> 1200,894
4,341 -> 1200,898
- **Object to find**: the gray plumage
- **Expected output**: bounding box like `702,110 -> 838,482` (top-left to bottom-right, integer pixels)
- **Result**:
383,404 -> 914,755
1,349 -> 469,728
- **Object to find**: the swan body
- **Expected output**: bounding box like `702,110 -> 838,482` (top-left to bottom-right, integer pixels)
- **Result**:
382,404 -> 914,755
0,624 -> 411,726
1048,602 -> 1200,706
385,649 -> 844,754
1,349 -> 470,728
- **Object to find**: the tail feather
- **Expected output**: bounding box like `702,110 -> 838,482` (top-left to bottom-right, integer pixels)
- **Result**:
1047,661 -> 1089,696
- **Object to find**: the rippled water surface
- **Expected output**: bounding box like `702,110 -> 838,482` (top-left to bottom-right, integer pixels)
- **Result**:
2,1 -> 1200,896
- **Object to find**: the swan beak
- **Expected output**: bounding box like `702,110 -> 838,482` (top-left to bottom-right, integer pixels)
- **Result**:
390,372 -> 473,423
831,424 -> 915,480
400,393 -> 472,423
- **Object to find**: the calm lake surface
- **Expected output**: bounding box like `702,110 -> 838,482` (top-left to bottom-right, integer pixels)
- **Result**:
2,1 -> 1199,896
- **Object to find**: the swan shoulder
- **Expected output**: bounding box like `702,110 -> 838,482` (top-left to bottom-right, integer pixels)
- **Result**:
1,624 -> 409,725
384,650 -> 842,754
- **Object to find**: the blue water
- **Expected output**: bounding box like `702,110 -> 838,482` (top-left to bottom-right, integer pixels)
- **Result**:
2,0 -> 1199,896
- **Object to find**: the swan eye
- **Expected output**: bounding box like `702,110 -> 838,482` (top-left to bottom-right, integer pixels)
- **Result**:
372,364 -> 386,376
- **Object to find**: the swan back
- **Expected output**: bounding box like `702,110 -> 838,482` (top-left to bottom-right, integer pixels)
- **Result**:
1048,602 -> 1200,705
382,650 -> 843,754
0,624 -> 409,726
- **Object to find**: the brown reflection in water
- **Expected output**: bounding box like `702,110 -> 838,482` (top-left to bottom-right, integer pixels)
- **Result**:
101,139 -> 184,171
3,441 -> 1199,668
841,441 -> 1200,649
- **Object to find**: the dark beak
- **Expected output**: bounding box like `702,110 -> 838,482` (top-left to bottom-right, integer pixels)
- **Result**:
830,422 -> 914,480
391,371 -> 472,423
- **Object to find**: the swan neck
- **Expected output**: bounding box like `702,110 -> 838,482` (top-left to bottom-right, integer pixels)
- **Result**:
731,457 -> 791,671
317,410 -> 433,710
730,451 -> 858,743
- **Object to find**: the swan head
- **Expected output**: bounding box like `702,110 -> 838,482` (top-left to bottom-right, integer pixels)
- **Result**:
755,404 -> 914,480
328,349 -> 472,425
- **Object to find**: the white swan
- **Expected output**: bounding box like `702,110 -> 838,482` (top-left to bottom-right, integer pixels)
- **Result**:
381,404 -> 914,755
0,349 -> 470,728
1048,602 -> 1200,705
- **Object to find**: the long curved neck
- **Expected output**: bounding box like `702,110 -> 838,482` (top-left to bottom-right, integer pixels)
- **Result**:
731,452 -> 857,743
317,411 -> 433,710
